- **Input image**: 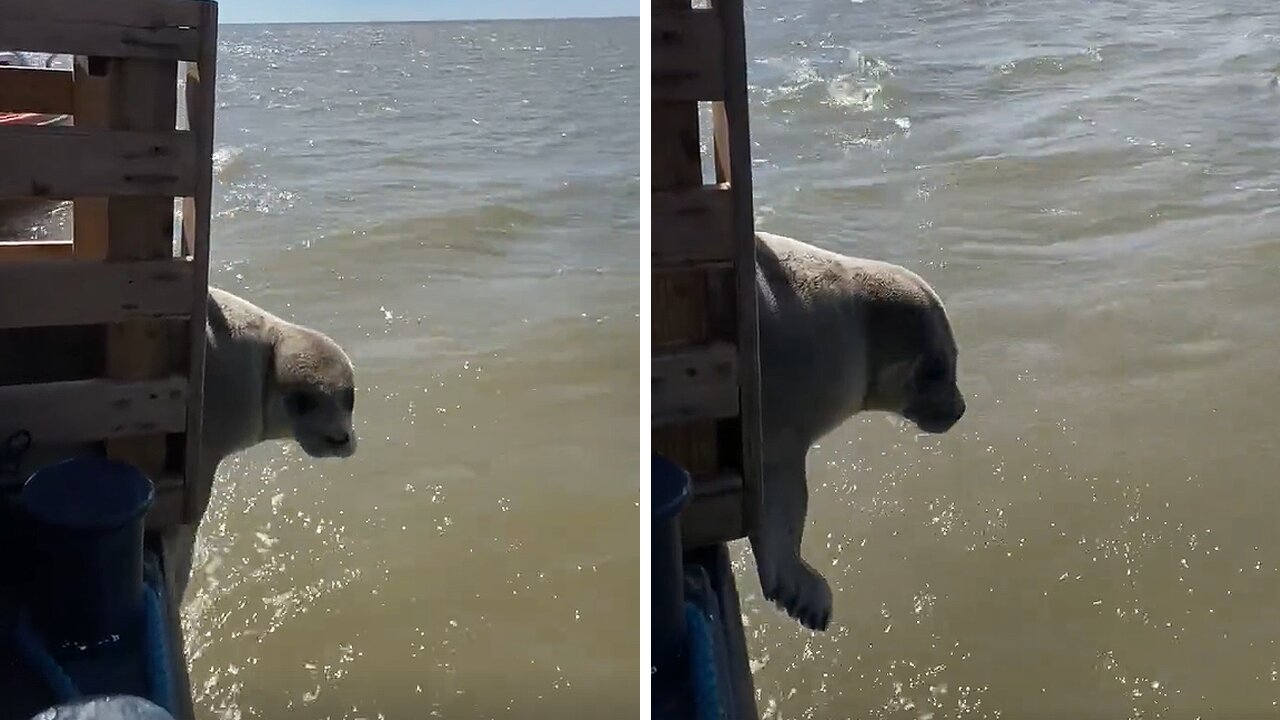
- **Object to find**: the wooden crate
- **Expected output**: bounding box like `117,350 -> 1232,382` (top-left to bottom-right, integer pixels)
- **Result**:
0,0 -> 218,535
651,0 -> 764,550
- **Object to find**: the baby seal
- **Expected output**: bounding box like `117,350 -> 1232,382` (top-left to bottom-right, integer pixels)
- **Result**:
754,231 -> 965,631
169,287 -> 359,599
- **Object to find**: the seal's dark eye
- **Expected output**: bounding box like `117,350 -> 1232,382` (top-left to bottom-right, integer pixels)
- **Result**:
918,358 -> 947,386
287,391 -> 318,416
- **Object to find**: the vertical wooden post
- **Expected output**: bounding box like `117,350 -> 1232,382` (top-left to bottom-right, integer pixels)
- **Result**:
181,1 -> 218,526
652,0 -> 725,523
713,0 -> 764,545
95,56 -> 179,482
651,0 -> 762,550
71,57 -> 110,261
652,0 -> 763,715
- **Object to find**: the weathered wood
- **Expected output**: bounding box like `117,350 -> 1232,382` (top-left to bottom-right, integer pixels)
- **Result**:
652,102 -> 703,191
0,240 -> 74,262
0,258 -> 194,329
652,184 -> 733,267
716,0 -> 764,542
652,422 -> 718,478
653,270 -> 709,348
653,342 -> 738,427
180,1 -> 217,525
679,472 -> 745,549
652,0 -> 727,551
651,0 -> 761,717
0,67 -> 74,114
652,8 -> 724,102
0,125 -> 197,199
0,0 -> 208,64
0,325 -> 102,387
71,56 -> 112,260
0,22 -> 200,62
2,0 -> 205,28
0,376 -> 187,445
97,57 -> 181,493
712,102 -> 732,183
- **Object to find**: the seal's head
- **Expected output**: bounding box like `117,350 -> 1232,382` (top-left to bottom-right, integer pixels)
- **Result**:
859,263 -> 966,434
267,325 -> 358,458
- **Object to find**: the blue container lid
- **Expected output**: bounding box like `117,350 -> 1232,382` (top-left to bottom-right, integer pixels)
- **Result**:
652,453 -> 692,523
20,456 -> 155,532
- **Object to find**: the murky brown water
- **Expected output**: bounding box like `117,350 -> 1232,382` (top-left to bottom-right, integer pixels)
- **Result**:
4,18 -> 638,719
738,2 -> 1280,718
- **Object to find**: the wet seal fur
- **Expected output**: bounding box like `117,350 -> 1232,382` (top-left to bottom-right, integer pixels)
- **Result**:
754,232 -> 965,631
163,287 -> 358,599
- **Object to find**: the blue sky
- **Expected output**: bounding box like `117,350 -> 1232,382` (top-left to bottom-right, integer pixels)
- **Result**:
219,0 -> 639,24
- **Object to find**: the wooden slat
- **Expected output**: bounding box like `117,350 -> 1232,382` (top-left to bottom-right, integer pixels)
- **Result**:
0,241 -> 74,262
653,342 -> 738,426
0,258 -> 194,329
0,0 -> 207,63
652,101 -> 703,191
0,376 -> 187,445
716,0 -> 765,542
181,3 -> 217,526
3,0 -> 205,27
0,125 -> 198,199
712,102 -> 732,183
72,56 -> 112,261
652,0 -> 726,545
652,8 -> 724,102
0,67 -> 74,114
680,472 -> 745,549
652,184 -> 733,267
652,270 -> 709,347
99,56 -> 183,510
653,421 -> 718,479
0,21 -> 200,62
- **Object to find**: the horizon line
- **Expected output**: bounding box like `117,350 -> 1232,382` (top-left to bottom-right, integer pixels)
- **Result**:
220,15 -> 638,26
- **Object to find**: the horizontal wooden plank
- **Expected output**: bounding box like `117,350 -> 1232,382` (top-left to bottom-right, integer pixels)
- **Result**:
0,67 -> 74,114
0,125 -> 197,199
0,240 -> 75,262
653,341 -> 739,426
680,471 -> 746,548
0,21 -> 200,61
653,8 -> 724,102
0,0 -> 208,61
0,258 -> 194,329
3,0 -> 205,27
0,376 -> 188,446
652,184 -> 734,267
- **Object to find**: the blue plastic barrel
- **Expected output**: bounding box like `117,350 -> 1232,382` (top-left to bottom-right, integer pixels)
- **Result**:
20,456 -> 155,648
651,453 -> 692,691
